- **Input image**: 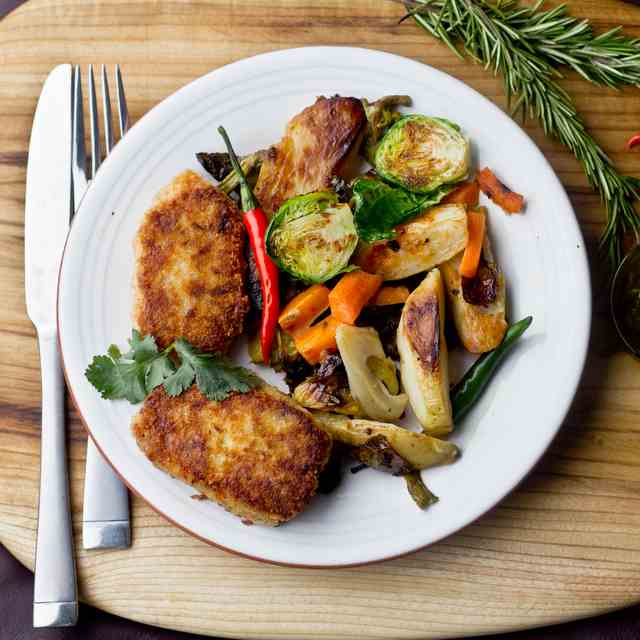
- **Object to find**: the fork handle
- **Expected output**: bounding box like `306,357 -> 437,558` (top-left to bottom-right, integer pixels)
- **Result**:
33,331 -> 78,628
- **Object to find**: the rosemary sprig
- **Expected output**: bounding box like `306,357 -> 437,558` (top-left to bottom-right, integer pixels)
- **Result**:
402,0 -> 640,269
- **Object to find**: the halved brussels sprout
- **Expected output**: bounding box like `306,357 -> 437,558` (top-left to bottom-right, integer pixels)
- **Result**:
374,115 -> 470,193
266,191 -> 358,283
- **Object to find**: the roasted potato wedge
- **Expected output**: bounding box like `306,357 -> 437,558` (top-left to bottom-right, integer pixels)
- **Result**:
313,412 -> 459,470
353,203 -> 468,280
441,233 -> 507,353
254,96 -> 366,217
397,268 -> 453,436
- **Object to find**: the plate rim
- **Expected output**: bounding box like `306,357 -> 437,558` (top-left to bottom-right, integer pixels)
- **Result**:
57,45 -> 592,568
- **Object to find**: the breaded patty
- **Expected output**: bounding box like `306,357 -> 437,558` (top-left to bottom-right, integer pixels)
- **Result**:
254,96 -> 366,217
132,384 -> 332,525
133,170 -> 249,352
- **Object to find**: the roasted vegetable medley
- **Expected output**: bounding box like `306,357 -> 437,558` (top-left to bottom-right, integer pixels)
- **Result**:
198,93 -> 532,511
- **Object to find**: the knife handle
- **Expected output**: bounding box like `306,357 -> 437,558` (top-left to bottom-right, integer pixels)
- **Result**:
33,331 -> 78,628
82,440 -> 131,549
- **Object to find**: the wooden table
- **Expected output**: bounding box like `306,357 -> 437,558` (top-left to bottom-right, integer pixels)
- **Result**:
1,0 -> 640,637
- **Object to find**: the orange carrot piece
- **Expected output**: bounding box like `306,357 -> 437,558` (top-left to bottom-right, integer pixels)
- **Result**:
370,286 -> 410,306
477,168 -> 524,214
295,316 -> 340,364
329,270 -> 383,324
459,209 -> 486,279
442,180 -> 479,206
278,284 -> 330,336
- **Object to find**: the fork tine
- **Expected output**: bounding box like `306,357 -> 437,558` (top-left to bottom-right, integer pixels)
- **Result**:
115,65 -> 129,137
101,65 -> 115,155
88,65 -> 101,178
71,65 -> 88,217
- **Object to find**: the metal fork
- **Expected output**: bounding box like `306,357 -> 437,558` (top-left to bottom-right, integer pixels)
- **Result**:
72,64 -> 131,550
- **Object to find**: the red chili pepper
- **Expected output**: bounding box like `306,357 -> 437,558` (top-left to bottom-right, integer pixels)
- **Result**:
218,126 -> 280,362
626,132 -> 640,150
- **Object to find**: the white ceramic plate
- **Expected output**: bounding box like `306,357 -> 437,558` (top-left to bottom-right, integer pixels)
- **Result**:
58,47 -> 590,567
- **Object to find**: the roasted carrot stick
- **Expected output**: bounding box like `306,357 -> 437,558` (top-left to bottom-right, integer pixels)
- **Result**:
477,168 -> 524,214
294,316 -> 341,364
459,209 -> 486,279
370,286 -> 410,306
442,180 -> 479,206
329,270 -> 383,324
278,284 -> 330,336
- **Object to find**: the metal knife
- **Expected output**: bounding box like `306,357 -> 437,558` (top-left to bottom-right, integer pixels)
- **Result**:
24,64 -> 78,628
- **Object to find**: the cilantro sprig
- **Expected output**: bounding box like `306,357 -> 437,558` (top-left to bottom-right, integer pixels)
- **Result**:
85,330 -> 259,404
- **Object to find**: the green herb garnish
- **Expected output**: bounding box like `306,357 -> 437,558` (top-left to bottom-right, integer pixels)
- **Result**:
86,330 -> 259,404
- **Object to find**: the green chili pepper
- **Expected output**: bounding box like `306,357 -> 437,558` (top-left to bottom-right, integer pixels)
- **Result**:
451,316 -> 533,423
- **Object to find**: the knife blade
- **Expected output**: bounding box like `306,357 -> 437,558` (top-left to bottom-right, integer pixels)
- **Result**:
24,64 -> 78,628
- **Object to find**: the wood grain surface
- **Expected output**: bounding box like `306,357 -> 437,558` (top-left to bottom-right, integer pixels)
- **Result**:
1,0 -> 640,638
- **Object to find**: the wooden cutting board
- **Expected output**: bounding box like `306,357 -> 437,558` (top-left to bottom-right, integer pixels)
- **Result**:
2,0 -> 640,637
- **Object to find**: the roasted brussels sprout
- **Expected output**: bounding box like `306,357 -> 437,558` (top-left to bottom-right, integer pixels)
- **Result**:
374,115 -> 469,193
266,191 -> 358,283
335,325 -> 407,422
397,268 -> 453,436
313,413 -> 459,470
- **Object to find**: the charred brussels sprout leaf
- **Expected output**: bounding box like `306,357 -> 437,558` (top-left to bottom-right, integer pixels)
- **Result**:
374,115 -> 469,193
352,177 -> 451,243
361,95 -> 412,163
196,152 -> 233,181
266,191 -> 358,284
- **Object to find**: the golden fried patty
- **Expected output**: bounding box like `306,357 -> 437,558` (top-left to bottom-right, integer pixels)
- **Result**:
132,384 -> 332,525
254,96 -> 366,217
133,170 -> 249,352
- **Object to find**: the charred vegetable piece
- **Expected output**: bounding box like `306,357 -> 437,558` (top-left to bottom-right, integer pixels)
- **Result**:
353,203 -> 468,280
477,167 -> 524,214
266,191 -> 358,284
361,94 -> 412,163
356,303 -> 403,360
336,325 -> 408,422
397,268 -> 453,436
328,270 -> 383,325
293,354 -> 363,415
351,177 -> 452,243
452,316 -> 533,423
440,233 -> 507,354
351,434 -> 414,476
196,152 -> 232,181
313,413 -> 459,470
374,115 -> 470,193
255,96 -> 366,217
404,472 -> 438,509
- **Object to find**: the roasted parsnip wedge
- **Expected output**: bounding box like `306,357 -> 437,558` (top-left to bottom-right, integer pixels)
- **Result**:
397,268 -> 453,436
354,203 -> 468,280
441,232 -> 507,353
313,412 -> 459,470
